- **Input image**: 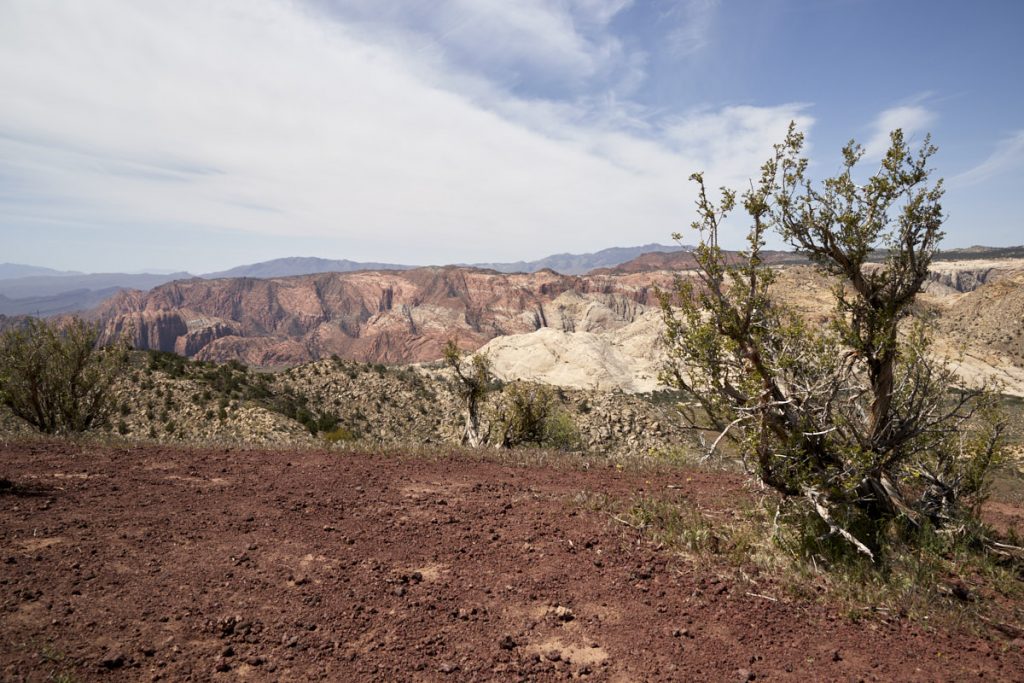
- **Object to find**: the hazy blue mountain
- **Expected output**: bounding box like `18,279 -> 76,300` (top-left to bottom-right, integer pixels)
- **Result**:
0,263 -> 79,280
201,245 -> 689,280
0,272 -> 192,316
470,243 -> 689,275
0,288 -> 126,317
203,257 -> 411,279
0,272 -> 192,300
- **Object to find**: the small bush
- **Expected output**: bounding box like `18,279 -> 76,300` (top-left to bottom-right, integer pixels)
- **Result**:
0,317 -> 129,434
542,409 -> 582,451
493,383 -> 581,451
323,426 -> 360,443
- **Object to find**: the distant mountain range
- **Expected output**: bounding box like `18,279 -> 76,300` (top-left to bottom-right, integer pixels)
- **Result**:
0,263 -> 79,280
468,243 -> 688,275
202,257 -> 411,279
0,244 -> 686,316
3,243 -> 1021,317
203,244 -> 689,279
0,272 -> 192,316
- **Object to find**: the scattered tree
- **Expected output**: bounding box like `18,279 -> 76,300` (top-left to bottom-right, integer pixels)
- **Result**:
0,317 -> 130,434
660,125 -> 1006,560
443,339 -> 494,447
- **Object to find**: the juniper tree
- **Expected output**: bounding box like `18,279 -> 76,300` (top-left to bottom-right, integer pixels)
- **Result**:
660,125 -> 1006,559
443,339 -> 494,447
0,317 -> 130,434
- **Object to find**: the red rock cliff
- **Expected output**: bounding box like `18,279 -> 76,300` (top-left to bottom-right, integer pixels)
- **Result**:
95,267 -> 671,366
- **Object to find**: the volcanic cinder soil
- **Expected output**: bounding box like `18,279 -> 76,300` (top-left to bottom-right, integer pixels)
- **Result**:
2,442 -> 1023,681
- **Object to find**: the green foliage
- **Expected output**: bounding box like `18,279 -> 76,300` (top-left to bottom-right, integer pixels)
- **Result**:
266,387 -> 339,435
323,426 -> 360,443
147,349 -> 189,378
543,408 -> 583,451
443,339 -> 495,447
627,496 -> 725,556
493,383 -> 582,451
200,360 -> 250,396
660,124 -> 1007,561
0,317 -> 129,434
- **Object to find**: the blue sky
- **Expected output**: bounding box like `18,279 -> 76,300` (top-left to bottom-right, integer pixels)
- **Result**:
1,0 -> 1022,273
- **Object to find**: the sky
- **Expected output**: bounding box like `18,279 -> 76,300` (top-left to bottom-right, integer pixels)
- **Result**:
1,0 -> 1022,274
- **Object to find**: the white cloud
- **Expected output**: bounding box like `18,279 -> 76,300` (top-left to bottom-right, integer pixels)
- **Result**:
0,0 -> 810,265
950,131 -> 1024,188
316,0 -> 634,87
863,105 -> 937,160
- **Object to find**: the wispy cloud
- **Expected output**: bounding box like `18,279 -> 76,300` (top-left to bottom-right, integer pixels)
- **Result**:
950,130 -> 1024,188
317,0 -> 636,89
663,0 -> 718,58
863,105 -> 937,160
0,0 -> 809,266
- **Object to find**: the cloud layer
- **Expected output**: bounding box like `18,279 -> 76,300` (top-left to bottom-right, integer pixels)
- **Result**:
1,0 -> 810,267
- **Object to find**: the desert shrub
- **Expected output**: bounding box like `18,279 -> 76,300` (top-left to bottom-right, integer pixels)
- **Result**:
0,317 -> 129,434
323,426 -> 360,443
147,349 -> 188,378
202,361 -> 250,395
493,383 -> 581,451
316,411 -> 340,433
542,408 -> 583,451
243,374 -> 273,401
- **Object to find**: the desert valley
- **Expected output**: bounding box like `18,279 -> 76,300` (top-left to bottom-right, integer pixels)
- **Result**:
5,2 -> 1024,681
3,243 -> 1024,681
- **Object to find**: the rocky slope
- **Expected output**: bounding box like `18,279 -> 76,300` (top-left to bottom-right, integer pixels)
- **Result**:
95,267 -> 671,367
477,261 -> 1024,396
923,258 -> 1024,294
0,351 -> 692,458
477,311 -> 665,393
87,258 -> 1024,397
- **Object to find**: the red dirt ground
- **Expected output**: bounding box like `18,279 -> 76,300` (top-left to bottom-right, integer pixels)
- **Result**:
1,441 -> 1022,682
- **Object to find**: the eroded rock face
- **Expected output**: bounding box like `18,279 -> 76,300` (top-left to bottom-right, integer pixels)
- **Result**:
926,267 -> 995,293
923,260 -> 1024,293
96,267 -> 672,366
